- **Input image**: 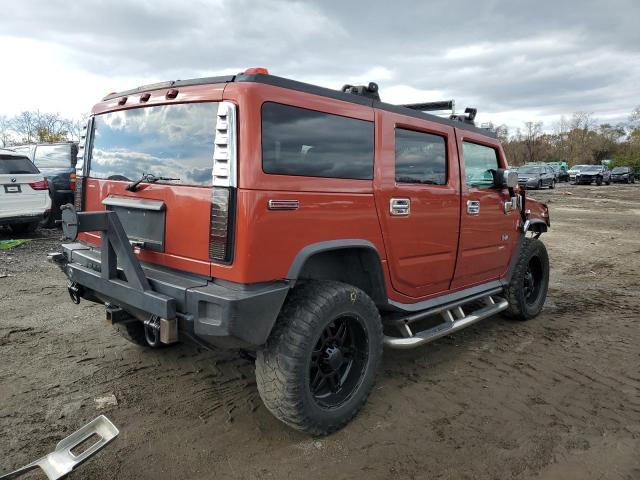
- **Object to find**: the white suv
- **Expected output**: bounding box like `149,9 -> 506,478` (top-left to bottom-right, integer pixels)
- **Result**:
0,149 -> 52,234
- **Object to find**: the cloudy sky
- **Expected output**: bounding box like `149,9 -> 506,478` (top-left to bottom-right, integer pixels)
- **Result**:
1,0 -> 639,130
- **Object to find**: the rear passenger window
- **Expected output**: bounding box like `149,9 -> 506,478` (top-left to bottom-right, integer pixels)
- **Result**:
262,102 -> 374,180
395,129 -> 447,185
462,142 -> 499,188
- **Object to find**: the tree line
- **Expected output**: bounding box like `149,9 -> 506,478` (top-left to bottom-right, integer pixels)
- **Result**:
488,106 -> 640,169
0,111 -> 84,147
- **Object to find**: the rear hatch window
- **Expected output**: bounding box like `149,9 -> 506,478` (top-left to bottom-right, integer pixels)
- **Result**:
0,154 -> 39,174
34,144 -> 73,168
89,103 -> 219,185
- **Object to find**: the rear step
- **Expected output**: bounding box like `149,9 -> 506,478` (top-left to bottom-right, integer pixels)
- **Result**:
384,295 -> 509,349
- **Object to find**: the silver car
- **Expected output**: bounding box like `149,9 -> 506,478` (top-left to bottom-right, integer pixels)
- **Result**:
517,165 -> 556,189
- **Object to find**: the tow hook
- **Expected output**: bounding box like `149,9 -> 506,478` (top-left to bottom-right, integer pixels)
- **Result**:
144,315 -> 161,347
67,282 -> 82,304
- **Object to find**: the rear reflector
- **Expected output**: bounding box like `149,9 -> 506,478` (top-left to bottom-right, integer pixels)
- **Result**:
29,179 -> 49,190
69,172 -> 76,191
209,187 -> 233,262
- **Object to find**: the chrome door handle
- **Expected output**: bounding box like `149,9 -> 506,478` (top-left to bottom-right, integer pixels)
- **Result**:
467,200 -> 480,215
390,198 -> 410,216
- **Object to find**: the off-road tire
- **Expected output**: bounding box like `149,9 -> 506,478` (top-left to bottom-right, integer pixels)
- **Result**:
255,280 -> 383,435
10,222 -> 38,235
504,238 -> 549,321
114,320 -> 149,347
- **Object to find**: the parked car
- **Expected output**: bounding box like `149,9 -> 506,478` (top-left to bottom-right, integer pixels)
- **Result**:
568,164 -> 589,183
0,149 -> 52,234
610,166 -> 636,183
575,165 -> 611,185
50,69 -> 551,435
517,165 -> 556,189
547,161 -> 569,182
11,142 -> 78,227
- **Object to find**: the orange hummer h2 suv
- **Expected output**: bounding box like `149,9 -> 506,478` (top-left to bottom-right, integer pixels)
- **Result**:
51,68 -> 551,434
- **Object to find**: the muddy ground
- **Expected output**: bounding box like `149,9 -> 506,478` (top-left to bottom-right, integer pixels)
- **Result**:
1,182 -> 639,480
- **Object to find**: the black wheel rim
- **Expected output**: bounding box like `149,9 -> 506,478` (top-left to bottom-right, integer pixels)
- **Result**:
308,315 -> 368,409
523,256 -> 543,305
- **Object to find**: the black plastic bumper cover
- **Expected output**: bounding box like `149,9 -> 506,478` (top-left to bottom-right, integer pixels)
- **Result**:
60,243 -> 289,347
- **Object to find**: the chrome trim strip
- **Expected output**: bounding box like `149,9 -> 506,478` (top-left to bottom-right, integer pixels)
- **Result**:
102,196 -> 165,211
212,101 -> 237,187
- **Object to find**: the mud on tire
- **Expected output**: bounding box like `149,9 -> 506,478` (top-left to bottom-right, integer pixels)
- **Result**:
504,238 -> 550,320
255,280 -> 383,435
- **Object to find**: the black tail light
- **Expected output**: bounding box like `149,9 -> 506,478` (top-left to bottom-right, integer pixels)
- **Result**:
209,187 -> 235,263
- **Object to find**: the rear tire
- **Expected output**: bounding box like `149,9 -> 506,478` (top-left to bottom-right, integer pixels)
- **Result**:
504,238 -> 549,321
10,222 -> 38,235
255,280 -> 383,435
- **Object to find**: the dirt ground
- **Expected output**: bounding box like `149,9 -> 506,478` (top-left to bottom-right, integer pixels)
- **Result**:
1,182 -> 639,480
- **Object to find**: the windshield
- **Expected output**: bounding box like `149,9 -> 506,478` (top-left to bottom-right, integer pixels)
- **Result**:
611,167 -> 628,173
34,144 -> 72,168
582,166 -> 601,172
0,154 -> 39,174
569,165 -> 588,171
89,102 -> 219,185
518,166 -> 542,174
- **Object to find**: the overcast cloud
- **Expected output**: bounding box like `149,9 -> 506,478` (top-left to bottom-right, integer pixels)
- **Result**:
1,0 -> 639,129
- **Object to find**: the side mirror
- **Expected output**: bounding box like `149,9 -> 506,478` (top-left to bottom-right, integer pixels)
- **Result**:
492,168 -> 518,189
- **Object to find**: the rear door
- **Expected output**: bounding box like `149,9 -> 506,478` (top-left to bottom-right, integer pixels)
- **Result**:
0,154 -> 48,216
81,99 -> 226,277
451,130 -> 519,290
374,111 -> 461,299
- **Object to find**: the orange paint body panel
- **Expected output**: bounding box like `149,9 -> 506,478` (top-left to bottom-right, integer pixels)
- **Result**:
79,77 -> 550,309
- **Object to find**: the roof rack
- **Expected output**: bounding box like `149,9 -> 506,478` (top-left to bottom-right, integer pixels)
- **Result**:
401,100 -> 477,126
341,82 -> 380,101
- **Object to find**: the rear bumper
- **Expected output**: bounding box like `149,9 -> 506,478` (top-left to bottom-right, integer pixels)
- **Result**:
0,212 -> 46,225
56,243 -> 290,348
52,189 -> 73,207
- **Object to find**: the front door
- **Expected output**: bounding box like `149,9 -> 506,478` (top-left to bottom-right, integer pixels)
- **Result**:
451,130 -> 519,290
374,111 -> 461,299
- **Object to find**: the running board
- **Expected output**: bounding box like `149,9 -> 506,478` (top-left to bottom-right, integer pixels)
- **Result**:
383,295 -> 509,349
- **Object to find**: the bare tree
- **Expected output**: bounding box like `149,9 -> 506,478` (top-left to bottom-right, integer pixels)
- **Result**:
523,121 -> 544,163
11,110 -> 70,143
0,115 -> 13,147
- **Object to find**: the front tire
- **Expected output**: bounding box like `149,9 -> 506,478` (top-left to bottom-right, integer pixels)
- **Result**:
504,238 -> 550,320
255,281 -> 383,435
550,180 -> 556,189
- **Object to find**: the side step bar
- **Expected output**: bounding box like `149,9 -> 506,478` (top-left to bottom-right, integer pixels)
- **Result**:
384,295 -> 509,349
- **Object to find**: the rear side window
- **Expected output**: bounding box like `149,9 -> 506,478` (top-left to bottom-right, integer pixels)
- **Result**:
34,144 -> 73,168
262,102 -> 374,180
395,128 -> 447,185
462,142 -> 499,188
0,155 -> 39,174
